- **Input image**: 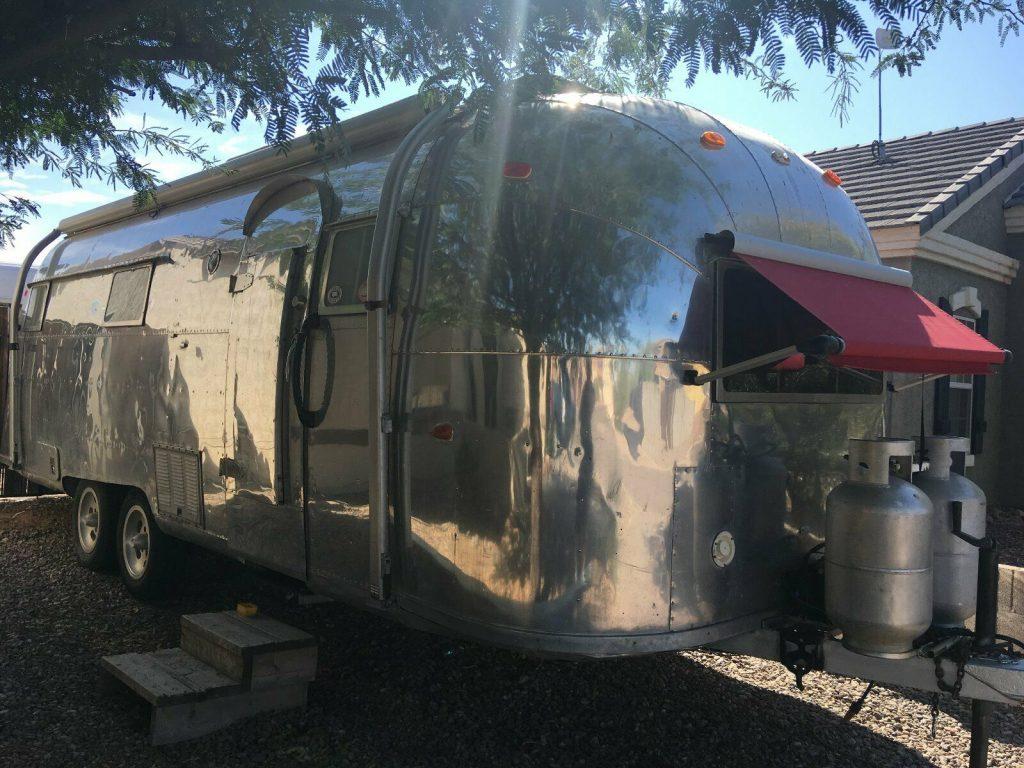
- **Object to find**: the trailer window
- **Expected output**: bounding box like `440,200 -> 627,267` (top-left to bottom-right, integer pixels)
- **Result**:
103,265 -> 152,326
22,283 -> 48,331
719,264 -> 882,397
321,222 -> 374,314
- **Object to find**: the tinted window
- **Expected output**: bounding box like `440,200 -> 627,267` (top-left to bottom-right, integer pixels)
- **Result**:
321,223 -> 374,313
721,265 -> 881,396
104,265 -> 152,325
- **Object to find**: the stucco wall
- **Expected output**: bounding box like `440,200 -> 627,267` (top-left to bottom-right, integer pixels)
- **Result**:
1000,228 -> 1024,505
883,258 -> 1008,502
946,165 -> 1024,253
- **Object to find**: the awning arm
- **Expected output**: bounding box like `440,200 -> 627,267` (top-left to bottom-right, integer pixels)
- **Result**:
684,334 -> 845,386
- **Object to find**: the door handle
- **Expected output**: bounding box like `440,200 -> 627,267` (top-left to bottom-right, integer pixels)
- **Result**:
287,314 -> 335,428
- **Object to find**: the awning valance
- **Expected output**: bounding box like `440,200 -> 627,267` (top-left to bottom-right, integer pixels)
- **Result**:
738,253 -> 1008,375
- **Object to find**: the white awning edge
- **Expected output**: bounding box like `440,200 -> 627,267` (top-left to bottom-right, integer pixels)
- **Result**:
732,232 -> 914,288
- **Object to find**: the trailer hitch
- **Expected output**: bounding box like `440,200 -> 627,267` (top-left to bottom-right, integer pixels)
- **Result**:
779,623 -> 825,690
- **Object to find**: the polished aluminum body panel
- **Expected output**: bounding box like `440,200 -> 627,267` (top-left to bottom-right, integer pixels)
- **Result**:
387,97 -> 883,651
13,93 -> 887,656
826,439 -> 934,657
915,435 -> 986,627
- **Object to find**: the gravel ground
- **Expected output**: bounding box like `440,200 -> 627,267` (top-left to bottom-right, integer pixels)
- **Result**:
2,495 -> 1023,768
991,508 -> 1024,568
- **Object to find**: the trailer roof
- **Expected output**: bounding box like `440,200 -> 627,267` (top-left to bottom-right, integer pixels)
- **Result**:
58,96 -> 428,236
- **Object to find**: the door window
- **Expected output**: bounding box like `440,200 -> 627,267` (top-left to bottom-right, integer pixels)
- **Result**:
320,221 -> 375,314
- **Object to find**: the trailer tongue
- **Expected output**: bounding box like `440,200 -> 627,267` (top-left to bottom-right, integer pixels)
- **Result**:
718,434 -> 1022,768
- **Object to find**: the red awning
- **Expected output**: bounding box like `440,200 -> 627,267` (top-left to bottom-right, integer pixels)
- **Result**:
739,254 -> 1007,375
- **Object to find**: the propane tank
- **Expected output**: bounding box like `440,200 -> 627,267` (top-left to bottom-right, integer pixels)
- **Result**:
825,438 -> 934,657
914,435 -> 986,627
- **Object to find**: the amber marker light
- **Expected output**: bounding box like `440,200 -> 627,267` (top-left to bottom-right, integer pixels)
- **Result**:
823,169 -> 843,186
502,161 -> 533,180
700,131 -> 726,150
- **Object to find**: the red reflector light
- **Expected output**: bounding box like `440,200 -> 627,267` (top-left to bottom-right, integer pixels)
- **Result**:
431,423 -> 455,441
700,131 -> 726,150
823,169 -> 843,186
502,161 -> 533,180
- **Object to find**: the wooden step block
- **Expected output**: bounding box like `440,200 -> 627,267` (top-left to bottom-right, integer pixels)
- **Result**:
180,611 -> 317,689
150,682 -> 308,745
102,647 -> 244,707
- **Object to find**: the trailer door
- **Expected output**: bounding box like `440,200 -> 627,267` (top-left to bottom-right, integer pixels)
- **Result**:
223,178 -> 334,579
300,216 -> 376,597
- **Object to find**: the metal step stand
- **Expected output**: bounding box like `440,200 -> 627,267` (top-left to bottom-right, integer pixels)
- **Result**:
102,610 -> 317,745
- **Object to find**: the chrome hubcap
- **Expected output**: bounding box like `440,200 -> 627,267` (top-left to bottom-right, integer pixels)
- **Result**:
76,488 -> 100,554
122,505 -> 150,579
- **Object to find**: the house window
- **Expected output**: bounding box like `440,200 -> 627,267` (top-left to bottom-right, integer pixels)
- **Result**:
947,315 -> 975,440
103,264 -> 153,326
22,282 -> 49,331
933,292 -> 988,454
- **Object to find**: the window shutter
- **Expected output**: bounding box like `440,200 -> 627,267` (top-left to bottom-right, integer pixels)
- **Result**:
932,297 -> 952,435
971,309 -> 989,454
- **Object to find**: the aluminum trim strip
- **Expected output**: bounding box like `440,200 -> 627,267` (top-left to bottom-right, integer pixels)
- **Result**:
732,231 -> 913,288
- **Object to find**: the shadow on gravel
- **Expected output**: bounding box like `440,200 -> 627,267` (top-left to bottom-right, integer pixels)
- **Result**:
894,685 -> 1024,750
0,497 -> 1002,767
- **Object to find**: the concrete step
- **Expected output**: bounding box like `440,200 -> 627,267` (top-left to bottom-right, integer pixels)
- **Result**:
180,611 -> 317,689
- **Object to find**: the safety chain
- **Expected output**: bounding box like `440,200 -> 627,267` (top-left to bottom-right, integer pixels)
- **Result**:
932,638 -> 971,699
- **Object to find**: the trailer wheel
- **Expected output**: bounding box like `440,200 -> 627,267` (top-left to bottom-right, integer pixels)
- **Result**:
71,482 -> 119,570
116,492 -> 174,599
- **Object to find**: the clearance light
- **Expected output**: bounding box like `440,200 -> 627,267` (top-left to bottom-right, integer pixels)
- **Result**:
502,161 -> 533,180
431,423 -> 455,441
700,131 -> 727,150
823,169 -> 843,187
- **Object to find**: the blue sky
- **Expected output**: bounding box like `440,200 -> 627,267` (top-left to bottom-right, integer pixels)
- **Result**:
2,19 -> 1021,264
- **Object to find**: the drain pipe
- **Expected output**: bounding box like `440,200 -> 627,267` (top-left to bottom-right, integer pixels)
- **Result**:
4,228 -> 60,467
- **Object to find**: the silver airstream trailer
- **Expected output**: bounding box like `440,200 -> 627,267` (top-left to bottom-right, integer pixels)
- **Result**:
5,90 -> 1024,758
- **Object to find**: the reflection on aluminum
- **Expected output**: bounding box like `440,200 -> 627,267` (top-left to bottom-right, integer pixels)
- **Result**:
12,93 -> 885,656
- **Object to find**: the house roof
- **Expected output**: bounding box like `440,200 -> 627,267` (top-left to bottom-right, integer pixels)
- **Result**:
807,117 -> 1024,231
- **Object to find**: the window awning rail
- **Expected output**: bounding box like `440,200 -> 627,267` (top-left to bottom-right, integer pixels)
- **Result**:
727,231 -> 913,288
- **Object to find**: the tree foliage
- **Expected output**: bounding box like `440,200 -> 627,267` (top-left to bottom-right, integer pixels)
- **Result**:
1,0 -> 1021,246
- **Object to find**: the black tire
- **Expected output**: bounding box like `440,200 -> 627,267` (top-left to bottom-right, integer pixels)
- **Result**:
116,491 -> 175,599
71,482 -> 119,570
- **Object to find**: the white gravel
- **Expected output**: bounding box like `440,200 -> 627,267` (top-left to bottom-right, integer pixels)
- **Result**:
2,496 -> 1022,767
